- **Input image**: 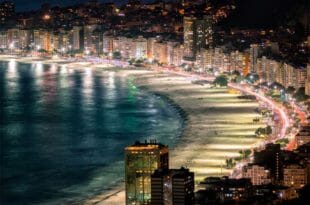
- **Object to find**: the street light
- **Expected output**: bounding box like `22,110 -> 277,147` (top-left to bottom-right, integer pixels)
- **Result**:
61,47 -> 65,55
68,45 -> 72,56
9,42 -> 14,54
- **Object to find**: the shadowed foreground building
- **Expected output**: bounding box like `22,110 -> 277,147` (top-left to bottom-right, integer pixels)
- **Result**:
254,143 -> 283,184
125,140 -> 169,205
151,167 -> 195,205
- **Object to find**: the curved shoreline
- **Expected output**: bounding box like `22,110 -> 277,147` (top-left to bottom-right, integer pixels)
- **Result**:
0,57 -> 266,204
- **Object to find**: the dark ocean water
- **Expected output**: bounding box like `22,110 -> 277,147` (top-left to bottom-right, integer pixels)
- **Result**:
0,60 -> 183,205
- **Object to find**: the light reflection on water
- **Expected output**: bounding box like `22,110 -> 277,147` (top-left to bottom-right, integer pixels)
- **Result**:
0,61 -> 183,205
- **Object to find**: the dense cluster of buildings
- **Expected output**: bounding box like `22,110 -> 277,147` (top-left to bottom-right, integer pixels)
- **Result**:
1,24 -> 309,96
0,0 -> 309,96
1,1 -> 309,204
124,138 -> 310,205
197,142 -> 310,204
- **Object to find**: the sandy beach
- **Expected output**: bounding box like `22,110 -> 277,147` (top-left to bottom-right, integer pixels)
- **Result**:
0,55 -> 265,204
83,69 -> 265,205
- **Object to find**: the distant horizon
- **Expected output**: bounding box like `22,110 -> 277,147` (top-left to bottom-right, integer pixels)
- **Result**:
8,0 -> 161,12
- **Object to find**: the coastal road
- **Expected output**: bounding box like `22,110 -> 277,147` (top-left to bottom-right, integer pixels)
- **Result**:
228,83 -> 290,140
159,65 -> 290,140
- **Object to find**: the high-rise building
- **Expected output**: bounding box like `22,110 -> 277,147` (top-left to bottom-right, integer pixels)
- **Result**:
249,44 -> 259,73
306,64 -> 310,96
254,144 -> 283,184
147,37 -> 158,61
19,29 -> 32,49
0,30 -> 8,49
84,25 -> 99,53
294,68 -> 307,89
33,29 -> 52,52
283,63 -> 295,88
153,41 -> 168,64
183,16 -> 196,60
296,126 -> 310,147
171,44 -> 184,67
7,28 -> 20,49
183,15 -> 213,60
102,34 -> 114,54
115,37 -> 134,59
167,41 -> 179,66
134,36 -> 148,59
5,28 -> 32,50
195,15 -> 213,51
151,167 -> 195,205
242,164 -> 271,185
72,26 -> 84,51
265,58 -> 280,85
283,163 -> 308,189
125,140 -> 169,205
0,1 -> 15,25
53,29 -> 72,52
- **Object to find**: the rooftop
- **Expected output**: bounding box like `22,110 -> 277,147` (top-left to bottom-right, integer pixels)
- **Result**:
125,140 -> 168,151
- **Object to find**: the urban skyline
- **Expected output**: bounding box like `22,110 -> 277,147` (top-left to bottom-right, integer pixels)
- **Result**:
0,0 -> 309,204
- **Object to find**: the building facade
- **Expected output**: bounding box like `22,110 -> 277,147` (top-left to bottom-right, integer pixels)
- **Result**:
125,141 -> 169,205
242,164 -> 272,185
306,64 -> 310,96
283,164 -> 308,189
151,168 -> 195,205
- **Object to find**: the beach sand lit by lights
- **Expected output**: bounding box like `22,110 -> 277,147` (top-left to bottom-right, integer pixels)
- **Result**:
128,71 -> 264,180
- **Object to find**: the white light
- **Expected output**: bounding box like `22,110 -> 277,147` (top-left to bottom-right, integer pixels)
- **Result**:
9,42 -> 14,49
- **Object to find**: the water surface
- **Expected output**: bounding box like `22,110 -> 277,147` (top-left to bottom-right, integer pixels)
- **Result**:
0,60 -> 183,205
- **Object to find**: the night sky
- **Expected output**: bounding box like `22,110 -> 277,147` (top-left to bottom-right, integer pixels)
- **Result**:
8,0 -> 155,11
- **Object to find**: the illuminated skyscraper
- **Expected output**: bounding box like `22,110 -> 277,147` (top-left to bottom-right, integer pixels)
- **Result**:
125,140 -> 169,205
183,15 -> 213,60
183,16 -> 196,60
195,15 -> 213,51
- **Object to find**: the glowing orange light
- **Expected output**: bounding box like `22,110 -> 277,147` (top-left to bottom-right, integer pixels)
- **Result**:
43,14 -> 51,20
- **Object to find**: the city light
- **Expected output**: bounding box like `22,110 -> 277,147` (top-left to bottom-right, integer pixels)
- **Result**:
0,1 -> 309,205
43,14 -> 51,20
9,42 -> 14,49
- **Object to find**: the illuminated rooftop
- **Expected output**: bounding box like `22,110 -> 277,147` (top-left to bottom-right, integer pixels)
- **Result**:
125,140 -> 168,151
